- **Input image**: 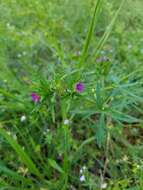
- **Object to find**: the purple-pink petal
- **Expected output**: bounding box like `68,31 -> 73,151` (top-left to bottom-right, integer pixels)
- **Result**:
75,82 -> 84,93
31,93 -> 40,103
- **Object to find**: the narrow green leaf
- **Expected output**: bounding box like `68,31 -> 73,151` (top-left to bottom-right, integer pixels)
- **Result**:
48,159 -> 64,174
80,0 -> 102,66
90,0 -> 125,62
72,136 -> 95,164
107,109 -> 142,123
0,161 -> 32,184
0,127 -> 41,178
96,113 -> 106,147
96,81 -> 103,109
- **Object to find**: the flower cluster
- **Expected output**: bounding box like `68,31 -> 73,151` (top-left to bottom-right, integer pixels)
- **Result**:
75,82 -> 84,93
30,82 -> 85,104
79,165 -> 86,182
31,93 -> 41,103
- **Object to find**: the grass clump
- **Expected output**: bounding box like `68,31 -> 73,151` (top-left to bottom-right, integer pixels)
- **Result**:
0,0 -> 143,189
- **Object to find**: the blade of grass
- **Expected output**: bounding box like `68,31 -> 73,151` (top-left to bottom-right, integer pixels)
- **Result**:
48,159 -> 64,174
13,124 -> 49,175
0,88 -> 25,104
79,0 -> 102,66
106,109 -> 142,123
0,127 -> 42,179
72,136 -> 95,163
0,161 -> 32,184
90,0 -> 125,63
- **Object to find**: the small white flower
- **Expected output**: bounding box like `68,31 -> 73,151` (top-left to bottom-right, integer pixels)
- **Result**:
101,182 -> 107,189
80,175 -> 85,182
82,166 -> 86,170
80,166 -> 86,174
64,119 -> 70,125
43,128 -> 50,135
20,115 -> 26,122
13,134 -> 17,140
80,169 -> 83,174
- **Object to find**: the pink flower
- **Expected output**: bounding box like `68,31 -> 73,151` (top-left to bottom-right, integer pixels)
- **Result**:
75,82 -> 84,93
31,93 -> 40,103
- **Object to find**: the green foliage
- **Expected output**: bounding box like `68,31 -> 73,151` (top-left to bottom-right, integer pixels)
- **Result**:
0,0 -> 143,189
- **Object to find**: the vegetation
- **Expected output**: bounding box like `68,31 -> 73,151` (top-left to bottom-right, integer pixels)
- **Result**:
0,0 -> 143,189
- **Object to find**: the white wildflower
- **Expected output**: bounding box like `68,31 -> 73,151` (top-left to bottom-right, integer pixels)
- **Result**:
43,128 -> 50,135
80,168 -> 83,174
80,175 -> 85,182
20,115 -> 26,122
13,134 -> 17,140
64,119 -> 70,125
101,182 -> 107,189
82,166 -> 86,170
80,165 -> 87,174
